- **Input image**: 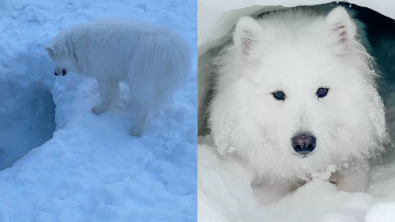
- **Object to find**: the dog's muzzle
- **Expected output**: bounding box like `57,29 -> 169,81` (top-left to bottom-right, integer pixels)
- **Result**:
54,69 -> 67,76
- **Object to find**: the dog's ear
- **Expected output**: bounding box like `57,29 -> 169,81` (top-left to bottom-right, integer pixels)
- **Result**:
325,7 -> 357,55
234,16 -> 263,59
44,44 -> 56,56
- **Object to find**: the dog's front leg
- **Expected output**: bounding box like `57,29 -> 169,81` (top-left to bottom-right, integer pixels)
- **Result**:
130,112 -> 147,136
336,162 -> 369,192
92,79 -> 119,114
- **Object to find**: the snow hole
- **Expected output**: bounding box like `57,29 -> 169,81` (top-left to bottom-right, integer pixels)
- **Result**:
0,57 -> 56,171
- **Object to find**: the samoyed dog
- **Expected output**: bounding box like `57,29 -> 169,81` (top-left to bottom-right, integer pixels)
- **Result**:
45,18 -> 191,136
208,6 -> 390,192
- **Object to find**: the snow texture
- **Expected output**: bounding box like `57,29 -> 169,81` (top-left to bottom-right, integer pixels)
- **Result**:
0,0 -> 197,221
198,1 -> 395,222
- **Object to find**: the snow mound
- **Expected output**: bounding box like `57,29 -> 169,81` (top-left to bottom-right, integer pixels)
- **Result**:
365,202 -> 395,222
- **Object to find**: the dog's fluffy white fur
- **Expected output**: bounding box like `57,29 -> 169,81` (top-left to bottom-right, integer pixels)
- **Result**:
209,7 -> 390,192
45,18 -> 191,136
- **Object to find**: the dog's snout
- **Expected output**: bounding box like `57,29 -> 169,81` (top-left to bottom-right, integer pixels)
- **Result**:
291,134 -> 316,156
54,69 -> 67,76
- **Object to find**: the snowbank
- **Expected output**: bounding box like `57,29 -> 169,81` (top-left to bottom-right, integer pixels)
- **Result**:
0,0 -> 197,221
198,1 -> 395,221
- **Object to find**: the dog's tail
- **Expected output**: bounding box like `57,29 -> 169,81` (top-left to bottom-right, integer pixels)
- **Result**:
128,28 -> 192,99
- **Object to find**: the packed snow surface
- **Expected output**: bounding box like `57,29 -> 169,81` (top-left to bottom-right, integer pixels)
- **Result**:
198,1 -> 395,222
0,0 -> 197,221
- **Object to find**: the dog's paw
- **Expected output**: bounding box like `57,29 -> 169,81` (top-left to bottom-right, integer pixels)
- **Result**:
91,105 -> 105,114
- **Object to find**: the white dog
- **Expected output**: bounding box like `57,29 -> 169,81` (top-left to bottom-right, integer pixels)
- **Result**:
45,18 -> 191,136
208,6 -> 390,192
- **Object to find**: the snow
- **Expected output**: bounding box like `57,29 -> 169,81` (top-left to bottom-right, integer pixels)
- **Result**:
365,202 -> 395,222
199,142 -> 395,222
198,1 -> 395,222
0,0 -> 196,221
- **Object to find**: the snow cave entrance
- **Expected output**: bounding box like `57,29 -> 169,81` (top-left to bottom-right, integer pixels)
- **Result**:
0,73 -> 56,171
198,2 -> 395,142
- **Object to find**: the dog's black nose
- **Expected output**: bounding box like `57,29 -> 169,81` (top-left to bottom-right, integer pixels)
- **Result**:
291,134 -> 316,155
54,72 -> 60,76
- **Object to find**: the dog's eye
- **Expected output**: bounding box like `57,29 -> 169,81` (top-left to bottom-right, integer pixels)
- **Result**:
272,91 -> 286,100
316,87 -> 329,98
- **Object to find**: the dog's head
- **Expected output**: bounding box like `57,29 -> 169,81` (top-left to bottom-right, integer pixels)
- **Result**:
209,7 -> 389,178
44,30 -> 79,76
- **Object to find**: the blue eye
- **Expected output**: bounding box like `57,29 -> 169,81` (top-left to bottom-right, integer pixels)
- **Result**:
273,91 -> 286,100
316,87 -> 329,98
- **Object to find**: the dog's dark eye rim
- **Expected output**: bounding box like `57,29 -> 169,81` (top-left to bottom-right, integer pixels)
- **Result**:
272,90 -> 286,100
316,87 -> 329,98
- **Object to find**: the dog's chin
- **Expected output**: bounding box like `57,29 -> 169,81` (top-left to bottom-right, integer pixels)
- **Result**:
292,151 -> 316,158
